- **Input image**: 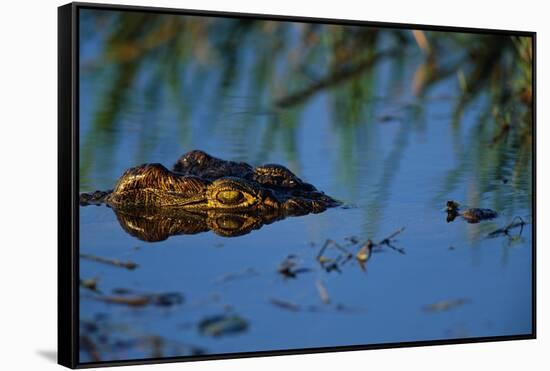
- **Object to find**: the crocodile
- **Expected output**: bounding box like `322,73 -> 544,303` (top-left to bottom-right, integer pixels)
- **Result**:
80,150 -> 340,240
445,200 -> 498,224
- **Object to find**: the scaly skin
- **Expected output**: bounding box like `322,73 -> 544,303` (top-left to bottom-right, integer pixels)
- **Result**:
80,151 -> 340,240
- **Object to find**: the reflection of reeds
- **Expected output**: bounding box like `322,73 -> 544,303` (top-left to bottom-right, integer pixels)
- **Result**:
275,49 -> 398,108
80,10 -> 532,236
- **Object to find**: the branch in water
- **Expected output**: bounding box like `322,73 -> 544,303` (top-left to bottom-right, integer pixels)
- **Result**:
80,253 -> 138,270
487,217 -> 527,238
376,227 -> 406,254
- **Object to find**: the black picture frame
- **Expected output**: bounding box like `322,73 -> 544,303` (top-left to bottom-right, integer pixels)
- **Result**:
58,2 -> 536,368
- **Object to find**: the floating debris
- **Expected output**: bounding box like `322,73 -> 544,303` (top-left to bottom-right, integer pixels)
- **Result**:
423,298 -> 470,313
79,316 -> 205,362
316,227 -> 405,273
325,239 -> 353,258
376,227 -> 406,254
269,298 -> 301,312
80,278 -> 100,293
320,259 -> 342,273
356,240 -> 373,271
344,236 -> 360,244
93,295 -> 152,307
277,255 -> 311,278
269,297 -> 366,314
316,239 -> 353,272
80,253 -> 138,270
487,216 -> 527,239
198,314 -> 249,337
89,290 -> 184,308
315,280 -> 330,304
154,292 -> 185,307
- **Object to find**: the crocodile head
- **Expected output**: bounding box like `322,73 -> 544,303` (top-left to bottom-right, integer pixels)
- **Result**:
106,152 -> 339,215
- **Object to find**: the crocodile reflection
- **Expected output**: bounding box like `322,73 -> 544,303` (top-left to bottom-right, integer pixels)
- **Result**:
113,207 -> 295,241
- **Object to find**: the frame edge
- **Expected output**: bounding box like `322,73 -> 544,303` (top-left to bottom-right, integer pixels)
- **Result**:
72,1 -> 534,36
64,2 -> 537,368
58,2 -> 78,369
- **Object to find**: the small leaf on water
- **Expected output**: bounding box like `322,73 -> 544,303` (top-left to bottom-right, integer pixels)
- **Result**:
356,240 -> 373,263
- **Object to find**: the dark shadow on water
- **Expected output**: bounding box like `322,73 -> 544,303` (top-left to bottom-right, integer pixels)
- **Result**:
36,350 -> 57,363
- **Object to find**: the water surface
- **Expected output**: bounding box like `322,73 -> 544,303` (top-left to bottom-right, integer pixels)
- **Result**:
78,9 -> 533,363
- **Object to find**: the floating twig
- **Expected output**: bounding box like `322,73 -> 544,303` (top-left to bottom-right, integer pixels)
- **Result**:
317,239 -> 353,272
316,227 -> 406,273
344,236 -> 360,244
316,240 -> 331,261
376,227 -> 406,254
328,239 -> 354,257
269,298 -> 301,312
80,253 -> 138,270
92,295 -> 152,307
86,291 -> 183,308
487,216 -> 527,239
315,280 -> 330,304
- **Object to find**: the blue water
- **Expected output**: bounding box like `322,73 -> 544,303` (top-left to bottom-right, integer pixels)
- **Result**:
78,9 -> 533,363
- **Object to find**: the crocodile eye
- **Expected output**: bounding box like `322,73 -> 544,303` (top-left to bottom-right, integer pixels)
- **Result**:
216,190 -> 243,204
